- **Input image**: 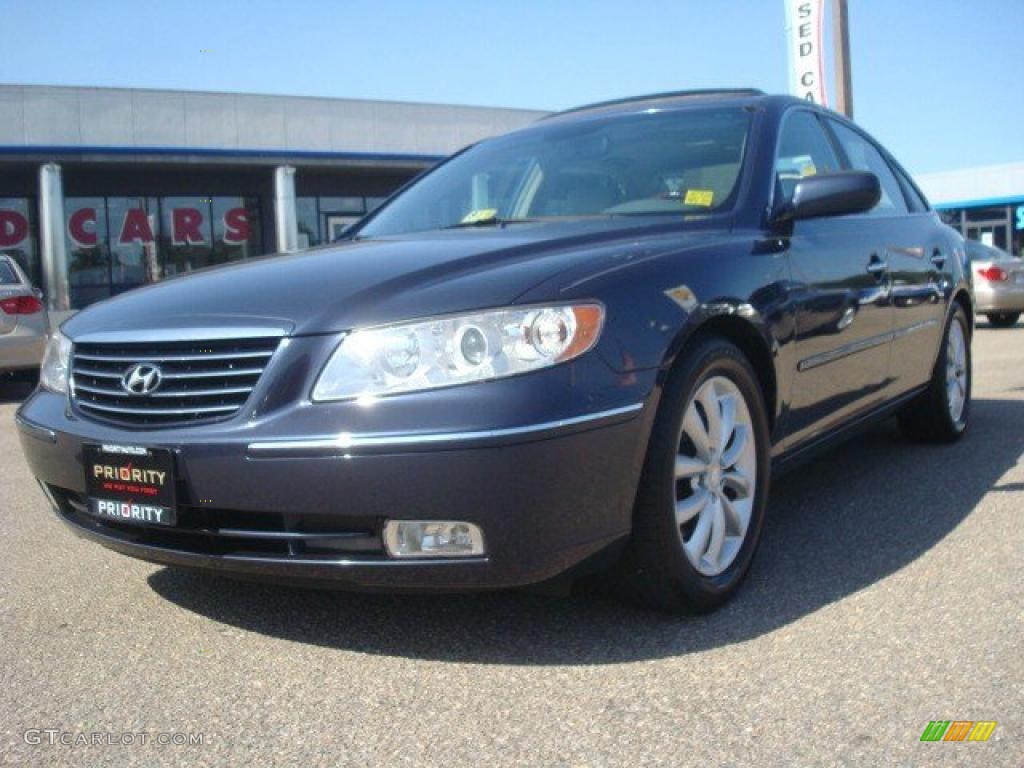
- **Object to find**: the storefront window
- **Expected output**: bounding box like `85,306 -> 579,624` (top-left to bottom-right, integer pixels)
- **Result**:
65,197 -> 111,309
108,197 -> 159,296
294,196 -> 374,248
0,197 -> 40,288
211,197 -> 262,263
318,196 -> 365,242
1013,204 -> 1024,258
966,224 -> 1008,251
158,196 -> 262,277
158,196 -> 215,276
296,197 -> 320,249
964,206 -> 1009,223
939,203 -> 1024,257
317,196 -> 364,215
59,195 -> 263,308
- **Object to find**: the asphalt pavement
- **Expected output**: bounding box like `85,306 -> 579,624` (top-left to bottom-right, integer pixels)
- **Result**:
1,324 -> 1021,767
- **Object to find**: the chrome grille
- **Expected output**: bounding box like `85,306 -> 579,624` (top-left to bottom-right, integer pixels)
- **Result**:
71,337 -> 280,426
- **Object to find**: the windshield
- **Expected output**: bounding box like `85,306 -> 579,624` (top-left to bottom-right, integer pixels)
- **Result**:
359,106 -> 752,237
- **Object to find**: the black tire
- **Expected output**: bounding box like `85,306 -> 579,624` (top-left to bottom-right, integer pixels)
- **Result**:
898,306 -> 971,443
617,336 -> 771,614
986,312 -> 1020,328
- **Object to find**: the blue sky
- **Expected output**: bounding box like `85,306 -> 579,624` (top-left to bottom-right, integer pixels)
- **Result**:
4,0 -> 1021,175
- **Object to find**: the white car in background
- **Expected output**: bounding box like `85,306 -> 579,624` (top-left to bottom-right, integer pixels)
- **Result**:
967,240 -> 1024,328
0,255 -> 49,378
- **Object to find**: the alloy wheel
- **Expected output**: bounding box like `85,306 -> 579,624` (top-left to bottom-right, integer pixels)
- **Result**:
946,318 -> 968,424
673,375 -> 758,576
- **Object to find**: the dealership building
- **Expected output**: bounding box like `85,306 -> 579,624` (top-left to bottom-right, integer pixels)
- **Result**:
1,83 -> 1022,317
0,84 -> 545,313
916,162 -> 1024,258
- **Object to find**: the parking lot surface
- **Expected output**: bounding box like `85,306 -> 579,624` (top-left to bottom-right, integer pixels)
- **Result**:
1,325 -> 1021,767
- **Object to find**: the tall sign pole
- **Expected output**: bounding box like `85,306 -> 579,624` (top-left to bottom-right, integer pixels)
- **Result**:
831,0 -> 853,117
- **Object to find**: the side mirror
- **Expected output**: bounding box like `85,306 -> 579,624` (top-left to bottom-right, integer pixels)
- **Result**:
773,171 -> 881,225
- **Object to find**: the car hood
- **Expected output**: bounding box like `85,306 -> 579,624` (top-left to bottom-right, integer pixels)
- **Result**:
63,218 -> 727,339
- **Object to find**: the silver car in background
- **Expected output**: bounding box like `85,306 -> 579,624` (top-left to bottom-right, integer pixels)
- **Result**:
0,255 -> 49,377
968,240 -> 1024,328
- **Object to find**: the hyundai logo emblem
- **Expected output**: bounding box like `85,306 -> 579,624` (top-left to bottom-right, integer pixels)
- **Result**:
121,363 -> 163,396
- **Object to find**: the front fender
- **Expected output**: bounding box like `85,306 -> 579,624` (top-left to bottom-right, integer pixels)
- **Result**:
516,233 -> 798,435
517,234 -> 791,366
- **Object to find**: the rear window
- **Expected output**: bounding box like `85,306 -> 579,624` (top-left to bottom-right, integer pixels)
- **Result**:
825,120 -> 908,216
0,260 -> 21,285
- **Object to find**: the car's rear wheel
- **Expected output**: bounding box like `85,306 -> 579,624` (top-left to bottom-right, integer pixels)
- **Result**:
619,336 -> 770,614
986,312 -> 1020,328
898,305 -> 971,443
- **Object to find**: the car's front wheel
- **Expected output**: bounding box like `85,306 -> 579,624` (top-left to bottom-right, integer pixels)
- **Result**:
986,312 -> 1020,328
620,336 -> 770,614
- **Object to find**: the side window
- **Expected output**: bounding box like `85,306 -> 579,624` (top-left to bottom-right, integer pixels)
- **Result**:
891,163 -> 929,213
775,111 -> 841,201
826,120 -> 909,216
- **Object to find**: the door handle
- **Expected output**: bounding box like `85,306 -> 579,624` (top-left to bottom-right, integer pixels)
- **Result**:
930,249 -> 946,269
866,254 -> 889,279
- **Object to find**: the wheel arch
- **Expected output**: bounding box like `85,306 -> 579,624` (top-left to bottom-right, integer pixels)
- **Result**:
667,313 -> 779,433
952,288 -> 973,336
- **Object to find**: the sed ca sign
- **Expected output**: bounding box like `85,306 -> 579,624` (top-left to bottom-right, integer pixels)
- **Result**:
784,0 -> 828,105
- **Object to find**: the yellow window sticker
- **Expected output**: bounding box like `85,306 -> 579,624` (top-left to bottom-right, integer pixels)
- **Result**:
683,189 -> 714,207
800,163 -> 817,177
460,208 -> 498,224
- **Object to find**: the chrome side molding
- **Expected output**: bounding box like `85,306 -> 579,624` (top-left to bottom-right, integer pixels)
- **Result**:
798,319 -> 940,372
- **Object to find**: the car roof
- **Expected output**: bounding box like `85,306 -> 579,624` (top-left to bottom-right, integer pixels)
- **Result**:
541,89 -> 798,124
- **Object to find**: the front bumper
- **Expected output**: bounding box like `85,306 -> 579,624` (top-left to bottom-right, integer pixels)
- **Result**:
16,358 -> 656,590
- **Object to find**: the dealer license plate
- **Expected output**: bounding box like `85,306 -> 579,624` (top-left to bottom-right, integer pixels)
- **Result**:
83,444 -> 177,526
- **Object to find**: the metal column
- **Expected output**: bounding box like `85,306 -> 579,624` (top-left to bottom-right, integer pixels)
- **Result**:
274,166 -> 299,254
38,163 -> 70,313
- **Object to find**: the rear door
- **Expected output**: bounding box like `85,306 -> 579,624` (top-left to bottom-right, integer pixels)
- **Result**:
824,119 -> 946,392
777,110 -> 894,447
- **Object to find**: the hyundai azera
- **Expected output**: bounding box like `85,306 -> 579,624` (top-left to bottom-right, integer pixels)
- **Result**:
17,90 -> 971,612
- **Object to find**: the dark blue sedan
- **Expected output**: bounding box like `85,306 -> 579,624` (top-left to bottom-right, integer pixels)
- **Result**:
17,89 -> 972,612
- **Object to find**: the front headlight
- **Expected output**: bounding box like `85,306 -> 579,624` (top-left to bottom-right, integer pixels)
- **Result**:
39,331 -> 72,394
312,303 -> 604,402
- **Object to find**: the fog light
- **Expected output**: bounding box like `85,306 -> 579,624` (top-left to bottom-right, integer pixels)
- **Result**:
382,521 -> 485,558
